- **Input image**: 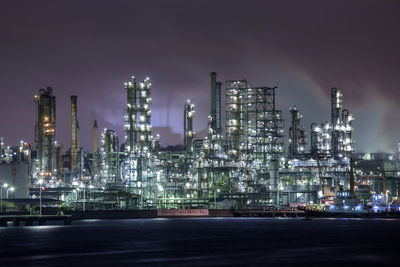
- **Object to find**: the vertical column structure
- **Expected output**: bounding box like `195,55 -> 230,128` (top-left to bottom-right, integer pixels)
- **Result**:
310,123 -> 319,156
184,100 -> 195,154
226,80 -> 248,159
289,107 -> 299,158
70,95 -> 78,171
77,121 -> 80,152
34,87 -> 56,178
288,106 -> 306,158
55,143 -> 62,179
101,129 -> 119,153
216,81 -> 222,134
330,88 -> 354,159
138,77 -> 152,153
246,86 -> 284,188
93,120 -> 99,153
101,129 -> 119,183
121,75 -> 153,207
226,81 -> 285,196
341,109 -> 354,158
124,76 -> 138,154
92,119 -> 99,184
331,88 -> 342,159
210,72 -> 222,135
0,137 -> 3,164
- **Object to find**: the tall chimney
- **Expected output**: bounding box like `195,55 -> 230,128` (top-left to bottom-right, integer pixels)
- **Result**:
70,95 -> 78,171
93,120 -> 98,153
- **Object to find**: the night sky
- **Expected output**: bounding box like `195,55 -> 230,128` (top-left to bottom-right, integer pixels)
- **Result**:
1,0 -> 399,153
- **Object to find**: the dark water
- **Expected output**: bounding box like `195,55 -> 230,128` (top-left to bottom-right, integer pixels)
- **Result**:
1,218 -> 400,266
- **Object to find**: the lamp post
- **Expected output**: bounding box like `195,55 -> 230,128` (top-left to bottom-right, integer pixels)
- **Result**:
1,183 -> 8,212
386,189 -> 390,210
214,188 -> 220,209
38,179 -> 43,216
1,184 -> 7,212
88,184 -> 94,209
7,187 -> 15,198
80,184 -> 86,211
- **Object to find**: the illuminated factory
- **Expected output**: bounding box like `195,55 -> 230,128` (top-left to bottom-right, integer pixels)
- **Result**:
1,73 -> 399,210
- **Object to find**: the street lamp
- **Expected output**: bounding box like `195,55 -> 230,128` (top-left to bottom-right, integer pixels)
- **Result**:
6,187 -> 15,198
386,190 -> 390,210
38,179 -> 43,215
89,185 -> 94,204
80,184 -> 86,211
0,183 -> 8,212
214,188 -> 220,209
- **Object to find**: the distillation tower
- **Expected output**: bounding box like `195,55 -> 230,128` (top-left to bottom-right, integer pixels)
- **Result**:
34,87 -> 56,181
120,75 -> 157,208
184,100 -> 195,155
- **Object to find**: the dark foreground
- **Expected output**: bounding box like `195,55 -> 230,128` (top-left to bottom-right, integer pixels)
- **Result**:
1,218 -> 399,266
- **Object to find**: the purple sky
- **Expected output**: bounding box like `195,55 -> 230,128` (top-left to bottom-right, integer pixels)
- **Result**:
0,0 -> 399,153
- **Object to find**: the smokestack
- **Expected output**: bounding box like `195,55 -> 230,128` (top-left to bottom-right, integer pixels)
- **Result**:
93,120 -> 98,153
70,95 -> 78,171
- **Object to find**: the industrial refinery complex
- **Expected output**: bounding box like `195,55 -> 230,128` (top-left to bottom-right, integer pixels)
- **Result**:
1,72 -> 399,212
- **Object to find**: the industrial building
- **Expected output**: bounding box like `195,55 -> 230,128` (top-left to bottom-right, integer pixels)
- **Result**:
1,72 -> 399,211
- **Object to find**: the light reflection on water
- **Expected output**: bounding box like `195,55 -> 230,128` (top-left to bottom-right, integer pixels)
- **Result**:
0,218 -> 399,265
81,219 -> 101,222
